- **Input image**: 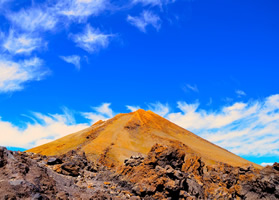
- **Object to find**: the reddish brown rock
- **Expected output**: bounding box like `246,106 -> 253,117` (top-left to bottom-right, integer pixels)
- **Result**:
120,143 -> 279,199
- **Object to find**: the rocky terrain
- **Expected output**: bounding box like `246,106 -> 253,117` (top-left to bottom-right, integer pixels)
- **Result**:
0,146 -> 137,199
1,144 -> 278,200
1,109 -> 278,199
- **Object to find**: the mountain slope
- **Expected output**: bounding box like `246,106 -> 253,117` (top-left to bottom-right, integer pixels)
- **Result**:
27,109 -> 260,168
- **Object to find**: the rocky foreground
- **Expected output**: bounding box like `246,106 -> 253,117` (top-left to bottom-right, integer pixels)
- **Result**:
0,144 -> 279,200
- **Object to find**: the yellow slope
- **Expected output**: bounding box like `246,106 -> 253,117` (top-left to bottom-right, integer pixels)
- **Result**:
27,109 -> 261,168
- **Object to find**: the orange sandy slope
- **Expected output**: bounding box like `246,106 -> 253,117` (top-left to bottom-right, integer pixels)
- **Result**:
27,109 -> 261,169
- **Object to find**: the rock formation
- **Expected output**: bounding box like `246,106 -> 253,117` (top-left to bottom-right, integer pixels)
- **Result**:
120,143 -> 279,199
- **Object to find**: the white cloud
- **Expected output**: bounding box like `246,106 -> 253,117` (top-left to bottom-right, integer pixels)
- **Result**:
260,162 -> 274,167
161,95 -> 279,157
0,109 -> 89,148
82,112 -> 108,124
1,95 -> 279,160
71,24 -> 112,53
0,104 -> 112,148
127,10 -> 161,32
82,103 -> 114,124
236,89 -> 246,97
7,7 -> 58,32
148,102 -> 170,117
60,55 -> 81,70
184,84 -> 199,93
0,57 -> 48,92
93,103 -> 114,117
0,104 -> 116,148
126,103 -> 169,116
5,0 -> 109,32
126,105 -> 141,112
54,0 -> 108,22
132,0 -> 175,7
2,30 -> 45,55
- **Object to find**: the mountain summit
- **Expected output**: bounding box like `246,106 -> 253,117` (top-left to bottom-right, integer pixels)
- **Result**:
27,109 -> 258,168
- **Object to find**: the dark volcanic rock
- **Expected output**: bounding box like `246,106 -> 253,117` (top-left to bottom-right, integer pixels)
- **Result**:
239,166 -> 279,199
0,146 -> 8,167
47,157 -> 62,165
0,145 -> 279,200
144,143 -> 186,169
0,148 -> 57,199
273,162 -> 279,171
61,162 -> 80,176
0,147 -> 141,199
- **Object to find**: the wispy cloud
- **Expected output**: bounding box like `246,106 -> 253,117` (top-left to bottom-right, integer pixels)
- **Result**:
0,57 -> 49,92
82,103 -> 114,124
127,10 -> 161,32
126,105 -> 141,112
126,96 -> 279,157
0,109 -> 88,148
163,95 -> 279,157
127,103 -> 169,116
236,89 -> 246,97
60,55 -> 81,70
0,0 -> 178,96
5,0 -> 109,32
2,30 -> 45,55
148,102 -> 170,117
184,84 -> 199,93
223,97 -> 233,103
0,103 -> 115,148
0,6 -> 53,94
1,95 -> 279,160
260,162 -> 274,167
71,24 -> 113,53
94,103 -> 114,117
54,0 -> 108,22
132,0 -> 175,7
7,7 -> 58,32
207,97 -> 213,106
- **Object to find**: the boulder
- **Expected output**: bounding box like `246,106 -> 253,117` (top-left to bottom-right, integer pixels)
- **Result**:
47,157 -> 62,165
61,162 -> 80,177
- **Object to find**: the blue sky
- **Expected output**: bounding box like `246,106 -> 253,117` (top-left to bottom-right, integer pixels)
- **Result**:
0,0 -> 278,166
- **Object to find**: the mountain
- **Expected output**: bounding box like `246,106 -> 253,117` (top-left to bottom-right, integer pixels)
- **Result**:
27,109 -> 259,169
1,110 -> 279,199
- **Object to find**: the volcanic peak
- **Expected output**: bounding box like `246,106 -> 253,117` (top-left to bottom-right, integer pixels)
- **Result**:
27,109 -> 261,169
